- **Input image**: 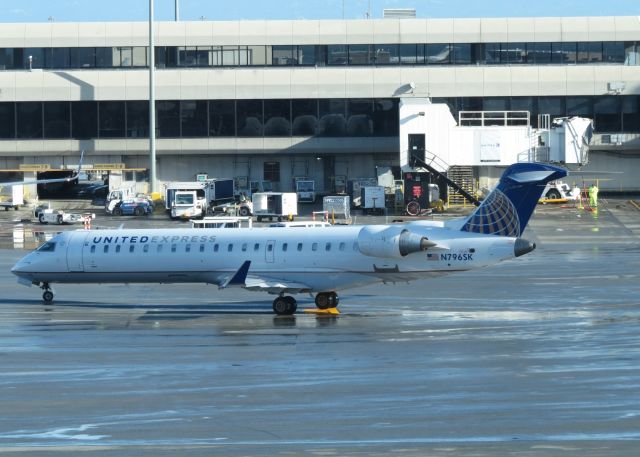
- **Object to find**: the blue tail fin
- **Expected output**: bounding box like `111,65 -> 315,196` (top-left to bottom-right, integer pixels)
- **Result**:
460,163 -> 567,237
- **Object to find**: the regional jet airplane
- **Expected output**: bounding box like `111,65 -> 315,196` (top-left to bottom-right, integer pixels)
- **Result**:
0,150 -> 84,188
11,163 -> 566,315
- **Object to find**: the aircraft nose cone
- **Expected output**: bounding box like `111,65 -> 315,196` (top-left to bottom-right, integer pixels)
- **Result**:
11,260 -> 29,276
514,238 -> 536,257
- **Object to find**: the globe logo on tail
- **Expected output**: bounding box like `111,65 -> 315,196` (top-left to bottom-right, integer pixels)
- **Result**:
461,189 -> 521,237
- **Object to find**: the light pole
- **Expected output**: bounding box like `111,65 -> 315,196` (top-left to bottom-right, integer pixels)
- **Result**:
148,0 -> 156,193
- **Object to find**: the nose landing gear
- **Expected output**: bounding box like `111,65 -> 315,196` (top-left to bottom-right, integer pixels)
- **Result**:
40,282 -> 54,303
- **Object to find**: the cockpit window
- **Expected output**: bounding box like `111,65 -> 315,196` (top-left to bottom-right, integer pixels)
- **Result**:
37,242 -> 56,252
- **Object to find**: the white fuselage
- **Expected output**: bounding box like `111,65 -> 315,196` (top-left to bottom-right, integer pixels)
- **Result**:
11,223 -> 519,294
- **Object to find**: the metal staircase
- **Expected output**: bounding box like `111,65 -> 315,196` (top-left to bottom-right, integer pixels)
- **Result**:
446,166 -> 476,206
408,151 -> 480,207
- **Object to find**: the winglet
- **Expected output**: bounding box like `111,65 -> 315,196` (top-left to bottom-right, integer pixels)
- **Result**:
219,260 -> 251,289
77,150 -> 84,173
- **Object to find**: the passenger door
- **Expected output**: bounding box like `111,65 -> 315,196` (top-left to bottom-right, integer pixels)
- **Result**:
66,232 -> 89,272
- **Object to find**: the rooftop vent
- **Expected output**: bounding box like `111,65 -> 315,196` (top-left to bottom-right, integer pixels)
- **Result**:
383,8 -> 416,19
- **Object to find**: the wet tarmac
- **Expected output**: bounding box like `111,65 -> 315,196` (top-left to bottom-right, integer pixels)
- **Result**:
1,201 -> 640,455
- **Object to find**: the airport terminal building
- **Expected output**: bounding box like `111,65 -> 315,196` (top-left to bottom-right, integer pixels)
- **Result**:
0,15 -> 639,196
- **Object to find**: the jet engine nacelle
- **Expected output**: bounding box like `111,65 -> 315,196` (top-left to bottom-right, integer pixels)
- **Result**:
357,226 -> 434,259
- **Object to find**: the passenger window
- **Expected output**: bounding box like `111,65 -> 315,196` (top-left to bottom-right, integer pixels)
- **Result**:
129,245 -> 135,253
228,244 -> 233,252
214,244 -> 219,252
200,244 -> 205,252
37,241 -> 56,252
254,243 -> 260,251
171,244 -> 177,253
325,242 -> 331,251
116,245 -> 121,253
339,242 -> 345,251
312,242 -> 318,251
297,243 -> 303,251
185,244 -> 191,253
282,243 -> 288,252
143,244 -> 149,253
103,245 -> 109,253
90,245 -> 96,253
242,243 -> 247,252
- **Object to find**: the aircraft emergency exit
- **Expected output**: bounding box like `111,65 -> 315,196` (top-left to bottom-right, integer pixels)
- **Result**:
11,163 -> 566,315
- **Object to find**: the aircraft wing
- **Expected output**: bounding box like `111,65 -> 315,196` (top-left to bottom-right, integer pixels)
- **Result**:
216,260 -> 312,293
243,276 -> 312,294
0,150 -> 84,188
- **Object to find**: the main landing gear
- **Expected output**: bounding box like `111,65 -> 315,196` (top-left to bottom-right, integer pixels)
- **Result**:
315,292 -> 339,310
272,291 -> 340,315
40,282 -> 54,303
272,295 -> 297,315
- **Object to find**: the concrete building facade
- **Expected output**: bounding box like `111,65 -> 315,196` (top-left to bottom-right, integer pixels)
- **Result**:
0,15 -> 638,194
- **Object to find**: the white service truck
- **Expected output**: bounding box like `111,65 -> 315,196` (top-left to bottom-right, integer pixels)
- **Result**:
253,192 -> 298,222
165,179 -> 252,219
105,185 -> 150,214
0,185 -> 24,211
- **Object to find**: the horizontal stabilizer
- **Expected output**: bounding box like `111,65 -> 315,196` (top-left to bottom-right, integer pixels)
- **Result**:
218,260 -> 251,289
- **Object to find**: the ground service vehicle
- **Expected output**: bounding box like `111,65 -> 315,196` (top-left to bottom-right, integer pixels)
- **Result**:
253,192 -> 298,222
34,205 -> 85,225
111,199 -> 153,216
294,178 -> 316,203
0,185 -> 24,211
361,186 -> 386,215
542,180 -> 580,201
165,179 -> 237,219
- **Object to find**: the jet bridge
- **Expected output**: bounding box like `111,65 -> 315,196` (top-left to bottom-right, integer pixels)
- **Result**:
399,97 -> 593,202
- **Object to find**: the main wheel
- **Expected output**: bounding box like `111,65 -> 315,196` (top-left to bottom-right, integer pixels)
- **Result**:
406,201 -> 421,216
134,206 -> 144,216
546,189 -> 561,200
273,296 -> 296,315
42,290 -> 54,303
284,296 -> 297,314
315,293 -> 331,310
315,292 -> 339,309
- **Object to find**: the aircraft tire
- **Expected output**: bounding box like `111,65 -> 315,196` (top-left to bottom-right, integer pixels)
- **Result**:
42,290 -> 54,303
316,292 -> 339,309
273,296 -> 296,315
315,293 -> 331,309
284,296 -> 297,314
546,189 -> 561,200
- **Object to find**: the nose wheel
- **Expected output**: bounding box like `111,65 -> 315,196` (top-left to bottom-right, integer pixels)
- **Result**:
40,283 -> 54,303
315,292 -> 339,310
272,296 -> 297,315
